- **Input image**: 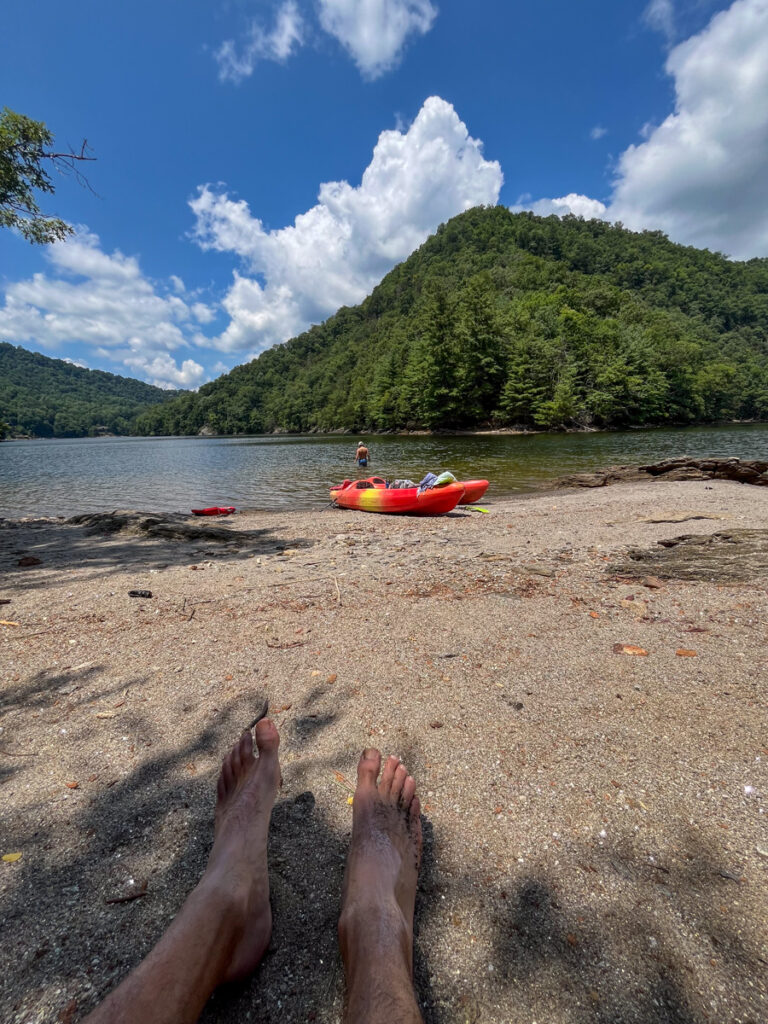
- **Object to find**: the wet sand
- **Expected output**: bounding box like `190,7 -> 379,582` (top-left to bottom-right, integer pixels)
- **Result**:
1,479 -> 767,1023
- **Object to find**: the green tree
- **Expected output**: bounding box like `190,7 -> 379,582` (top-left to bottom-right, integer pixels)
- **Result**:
0,107 -> 94,244
408,282 -> 462,428
452,274 -> 505,422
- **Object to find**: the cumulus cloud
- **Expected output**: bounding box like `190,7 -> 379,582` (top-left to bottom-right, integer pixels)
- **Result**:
590,124 -> 608,140
514,0 -> 768,260
0,231 -> 207,389
189,96 -> 502,354
216,0 -> 304,83
317,0 -> 437,78
611,0 -> 768,257
122,352 -> 206,389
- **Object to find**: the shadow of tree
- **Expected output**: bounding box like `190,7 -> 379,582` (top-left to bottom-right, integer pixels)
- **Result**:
1,672 -> 765,1024
0,514 -> 315,592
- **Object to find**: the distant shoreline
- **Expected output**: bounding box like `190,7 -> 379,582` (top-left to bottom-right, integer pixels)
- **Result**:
3,418 -> 766,442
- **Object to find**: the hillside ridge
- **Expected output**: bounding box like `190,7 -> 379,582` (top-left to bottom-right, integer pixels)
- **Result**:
136,208 -> 768,436
0,343 -> 186,438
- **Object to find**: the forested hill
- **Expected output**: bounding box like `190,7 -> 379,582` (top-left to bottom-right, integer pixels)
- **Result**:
0,343 -> 185,437
136,207 -> 768,436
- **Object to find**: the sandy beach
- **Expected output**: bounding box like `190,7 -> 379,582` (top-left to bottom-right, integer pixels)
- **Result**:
1,478 -> 767,1024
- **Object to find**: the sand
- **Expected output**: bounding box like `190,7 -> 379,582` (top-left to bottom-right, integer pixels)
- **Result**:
1,478 -> 767,1024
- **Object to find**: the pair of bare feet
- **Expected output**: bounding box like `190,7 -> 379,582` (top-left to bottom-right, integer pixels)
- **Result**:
85,719 -> 423,1024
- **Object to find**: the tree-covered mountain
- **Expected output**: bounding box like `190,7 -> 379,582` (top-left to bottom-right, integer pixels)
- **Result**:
121,209 -> 768,433
0,343 -> 186,437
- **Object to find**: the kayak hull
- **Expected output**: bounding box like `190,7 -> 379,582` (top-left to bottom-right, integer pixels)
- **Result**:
330,479 -> 464,516
458,480 -> 489,504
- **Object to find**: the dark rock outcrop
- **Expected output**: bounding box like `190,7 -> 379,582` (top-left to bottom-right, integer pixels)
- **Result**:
66,510 -> 265,545
556,457 -> 768,489
613,529 -> 768,582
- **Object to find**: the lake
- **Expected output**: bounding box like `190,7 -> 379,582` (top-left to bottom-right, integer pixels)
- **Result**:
1,424 -> 768,518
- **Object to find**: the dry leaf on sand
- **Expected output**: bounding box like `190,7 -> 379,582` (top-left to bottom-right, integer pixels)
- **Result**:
612,644 -> 649,656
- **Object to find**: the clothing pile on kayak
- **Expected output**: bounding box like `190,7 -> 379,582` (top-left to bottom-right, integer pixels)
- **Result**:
417,471 -> 457,494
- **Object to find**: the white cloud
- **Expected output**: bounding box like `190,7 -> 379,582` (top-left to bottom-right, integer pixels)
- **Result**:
0,231 -> 208,389
317,0 -> 437,78
215,0 -> 437,82
122,352 -> 205,390
514,0 -> 768,260
511,193 -> 608,220
611,0 -> 768,257
644,0 -> 676,44
191,302 -> 216,324
62,356 -> 88,369
216,0 -> 304,83
590,124 -> 608,140
190,96 -> 502,354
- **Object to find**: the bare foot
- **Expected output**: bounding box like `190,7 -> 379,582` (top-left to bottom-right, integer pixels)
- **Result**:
203,718 -> 281,982
339,750 -> 423,1023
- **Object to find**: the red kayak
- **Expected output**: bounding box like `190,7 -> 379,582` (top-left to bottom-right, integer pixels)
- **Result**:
458,479 -> 489,504
330,477 -> 464,516
191,506 -> 236,516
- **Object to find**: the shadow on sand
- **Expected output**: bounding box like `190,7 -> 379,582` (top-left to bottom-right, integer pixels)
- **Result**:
1,666 -> 765,1023
0,511 -> 315,592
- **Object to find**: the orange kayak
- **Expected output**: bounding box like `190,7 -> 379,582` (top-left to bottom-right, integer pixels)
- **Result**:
330,477 -> 465,516
458,479 -> 489,504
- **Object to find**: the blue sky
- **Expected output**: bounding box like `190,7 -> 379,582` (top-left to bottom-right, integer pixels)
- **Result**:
1,0 -> 765,389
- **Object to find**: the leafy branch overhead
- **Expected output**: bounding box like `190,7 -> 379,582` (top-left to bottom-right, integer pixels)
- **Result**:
0,107 -> 96,245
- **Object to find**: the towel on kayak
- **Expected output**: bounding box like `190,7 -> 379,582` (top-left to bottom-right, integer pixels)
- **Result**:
417,472 -> 439,494
434,471 -> 457,487
391,479 -> 417,489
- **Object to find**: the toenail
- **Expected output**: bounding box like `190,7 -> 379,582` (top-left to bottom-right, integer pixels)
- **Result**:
363,748 -> 378,759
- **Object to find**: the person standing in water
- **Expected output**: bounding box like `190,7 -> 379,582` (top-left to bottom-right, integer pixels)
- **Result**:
355,441 -> 369,468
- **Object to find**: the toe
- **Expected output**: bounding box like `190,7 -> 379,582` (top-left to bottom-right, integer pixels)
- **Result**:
221,755 -> 234,795
240,729 -> 255,767
391,763 -> 408,802
401,774 -> 416,810
379,755 -> 400,796
409,795 -> 423,856
356,748 -> 381,789
254,717 -> 280,756
231,739 -> 243,779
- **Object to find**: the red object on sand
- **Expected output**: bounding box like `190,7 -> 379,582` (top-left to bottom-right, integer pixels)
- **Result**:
191,507 -> 236,516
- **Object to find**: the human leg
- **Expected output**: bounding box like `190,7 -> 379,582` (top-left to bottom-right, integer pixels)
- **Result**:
339,749 -> 423,1024
83,719 -> 281,1024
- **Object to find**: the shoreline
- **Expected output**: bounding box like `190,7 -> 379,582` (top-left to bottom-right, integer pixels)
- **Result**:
3,417 -> 767,442
1,478 -> 767,1023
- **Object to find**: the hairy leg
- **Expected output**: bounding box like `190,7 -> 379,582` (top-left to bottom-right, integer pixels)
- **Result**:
339,749 -> 423,1024
83,719 -> 281,1024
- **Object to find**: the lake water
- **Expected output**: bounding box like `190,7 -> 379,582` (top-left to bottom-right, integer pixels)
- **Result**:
2,424 -> 768,518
